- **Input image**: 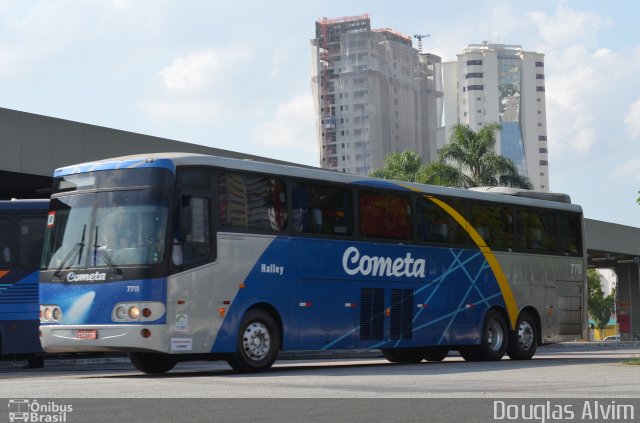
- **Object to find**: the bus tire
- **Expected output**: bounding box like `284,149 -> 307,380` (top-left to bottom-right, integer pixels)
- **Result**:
478,309 -> 508,361
507,311 -> 538,360
227,309 -> 280,373
129,352 -> 176,374
423,347 -> 449,362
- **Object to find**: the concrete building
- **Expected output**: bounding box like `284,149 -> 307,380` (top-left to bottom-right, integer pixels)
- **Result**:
443,42 -> 549,191
311,14 -> 443,175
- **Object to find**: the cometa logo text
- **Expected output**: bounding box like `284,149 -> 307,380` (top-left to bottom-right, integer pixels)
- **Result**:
342,246 -> 426,278
66,272 -> 107,282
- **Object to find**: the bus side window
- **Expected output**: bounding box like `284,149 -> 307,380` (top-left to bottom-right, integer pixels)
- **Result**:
359,190 -> 412,240
417,197 -> 469,245
558,213 -> 582,256
18,217 -> 46,267
174,195 -> 212,267
292,183 -> 353,236
0,218 -> 10,266
218,173 -> 288,232
469,204 -> 513,250
517,209 -> 557,252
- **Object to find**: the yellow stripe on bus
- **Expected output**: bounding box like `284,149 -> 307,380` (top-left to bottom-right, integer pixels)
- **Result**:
0,270 -> 9,278
394,181 -> 518,329
425,195 -> 518,329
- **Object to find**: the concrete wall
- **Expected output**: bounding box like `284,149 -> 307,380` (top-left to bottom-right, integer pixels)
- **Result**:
585,218 -> 640,257
0,107 -> 302,179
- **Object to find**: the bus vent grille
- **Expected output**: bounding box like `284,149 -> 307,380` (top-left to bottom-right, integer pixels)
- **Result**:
359,288 -> 385,341
390,289 -> 414,340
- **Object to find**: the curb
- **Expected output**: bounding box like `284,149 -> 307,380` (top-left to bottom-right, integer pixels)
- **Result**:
553,341 -> 640,348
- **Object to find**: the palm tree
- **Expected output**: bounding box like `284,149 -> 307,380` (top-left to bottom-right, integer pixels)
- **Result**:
368,150 -> 424,183
422,123 -> 533,189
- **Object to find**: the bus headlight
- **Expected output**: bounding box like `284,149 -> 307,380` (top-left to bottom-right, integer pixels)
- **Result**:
129,306 -> 140,320
111,302 -> 165,322
115,306 -> 127,320
40,305 -> 63,322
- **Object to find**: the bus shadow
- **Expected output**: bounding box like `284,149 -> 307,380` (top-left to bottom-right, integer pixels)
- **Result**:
84,353 -> 631,380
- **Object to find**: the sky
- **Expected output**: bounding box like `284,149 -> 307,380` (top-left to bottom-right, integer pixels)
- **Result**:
1,0 -> 639,227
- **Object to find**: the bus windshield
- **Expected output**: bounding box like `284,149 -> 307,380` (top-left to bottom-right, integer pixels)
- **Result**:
42,190 -> 171,272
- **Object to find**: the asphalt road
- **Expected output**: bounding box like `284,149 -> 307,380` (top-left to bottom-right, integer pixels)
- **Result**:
1,343 -> 638,422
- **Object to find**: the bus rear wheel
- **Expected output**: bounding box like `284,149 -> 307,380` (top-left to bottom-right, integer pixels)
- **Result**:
227,309 -> 280,373
129,352 -> 176,374
507,311 -> 538,360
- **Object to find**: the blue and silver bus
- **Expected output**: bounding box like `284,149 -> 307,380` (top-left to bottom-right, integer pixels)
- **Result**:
0,199 -> 48,365
39,153 -> 586,373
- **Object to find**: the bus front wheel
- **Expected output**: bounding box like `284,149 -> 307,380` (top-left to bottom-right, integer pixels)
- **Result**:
227,309 -> 280,373
129,352 -> 176,374
507,311 -> 538,360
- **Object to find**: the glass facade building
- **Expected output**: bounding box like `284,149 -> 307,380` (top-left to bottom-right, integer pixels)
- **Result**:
498,55 -> 527,176
442,42 -> 549,191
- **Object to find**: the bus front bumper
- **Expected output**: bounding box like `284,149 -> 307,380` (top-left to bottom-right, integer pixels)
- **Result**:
40,324 -> 170,354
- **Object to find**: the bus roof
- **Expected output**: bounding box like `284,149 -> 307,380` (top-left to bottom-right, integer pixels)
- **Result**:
53,152 -> 583,214
0,199 -> 49,211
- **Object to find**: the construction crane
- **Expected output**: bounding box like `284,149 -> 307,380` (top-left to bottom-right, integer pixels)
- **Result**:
413,34 -> 430,54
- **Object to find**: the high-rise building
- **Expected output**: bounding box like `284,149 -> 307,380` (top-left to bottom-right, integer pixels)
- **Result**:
311,14 -> 443,175
443,42 -> 550,191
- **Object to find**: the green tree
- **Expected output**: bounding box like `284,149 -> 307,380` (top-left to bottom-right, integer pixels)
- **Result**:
368,150 -> 425,183
587,269 -> 616,338
421,123 -> 533,189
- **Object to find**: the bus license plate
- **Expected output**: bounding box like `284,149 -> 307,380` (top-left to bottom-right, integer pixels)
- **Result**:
76,329 -> 98,340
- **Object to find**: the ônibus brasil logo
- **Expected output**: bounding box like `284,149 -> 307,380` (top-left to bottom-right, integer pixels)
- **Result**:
8,399 -> 73,422
342,246 -> 426,278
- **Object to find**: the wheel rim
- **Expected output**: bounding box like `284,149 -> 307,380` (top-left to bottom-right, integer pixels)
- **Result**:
486,319 -> 505,352
242,322 -> 271,361
517,321 -> 534,350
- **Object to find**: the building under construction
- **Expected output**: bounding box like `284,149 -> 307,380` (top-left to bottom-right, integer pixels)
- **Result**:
311,14 -> 444,175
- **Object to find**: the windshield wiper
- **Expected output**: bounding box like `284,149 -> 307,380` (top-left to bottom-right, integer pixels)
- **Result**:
54,225 -> 86,278
93,226 -> 123,275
